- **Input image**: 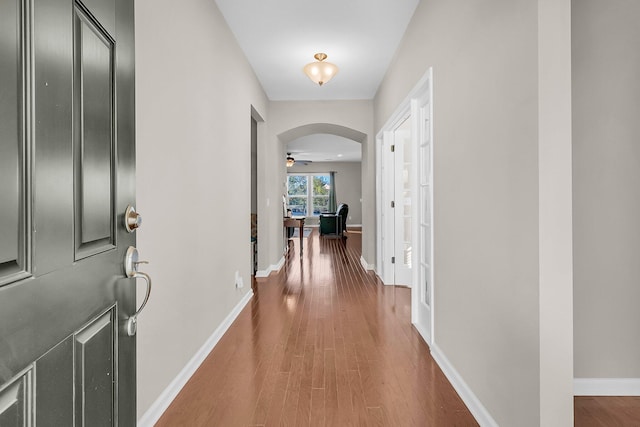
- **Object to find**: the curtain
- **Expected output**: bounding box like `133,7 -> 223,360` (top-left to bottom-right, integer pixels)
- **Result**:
328,171 -> 337,212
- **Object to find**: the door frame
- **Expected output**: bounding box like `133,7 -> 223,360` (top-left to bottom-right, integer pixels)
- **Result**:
376,129 -> 399,285
375,68 -> 434,344
376,107 -> 411,286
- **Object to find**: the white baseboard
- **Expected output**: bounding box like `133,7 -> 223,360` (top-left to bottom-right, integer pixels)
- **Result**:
302,224 -> 362,228
359,256 -> 374,271
574,378 -> 640,396
372,268 -> 393,286
255,269 -> 270,278
255,256 -> 285,278
412,321 -> 432,347
137,289 -> 254,427
431,343 -> 498,427
272,256 -> 285,272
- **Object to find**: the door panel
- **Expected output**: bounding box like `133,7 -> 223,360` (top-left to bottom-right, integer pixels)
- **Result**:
0,0 -> 28,284
0,370 -> 31,427
35,337 -> 74,427
0,382 -> 22,426
0,0 -> 136,424
75,310 -> 115,426
74,4 -> 116,259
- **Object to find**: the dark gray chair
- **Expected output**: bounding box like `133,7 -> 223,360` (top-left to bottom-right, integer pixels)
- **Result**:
319,203 -> 349,237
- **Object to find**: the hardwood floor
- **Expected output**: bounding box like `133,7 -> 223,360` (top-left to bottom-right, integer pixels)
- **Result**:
156,229 -> 477,426
575,396 -> 640,426
154,228 -> 640,426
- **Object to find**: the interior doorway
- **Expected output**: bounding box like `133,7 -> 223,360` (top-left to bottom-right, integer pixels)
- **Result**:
393,116 -> 413,287
251,116 -> 258,276
376,69 -> 434,345
378,114 -> 413,288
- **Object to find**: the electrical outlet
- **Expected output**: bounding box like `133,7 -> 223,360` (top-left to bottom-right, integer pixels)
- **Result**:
235,271 -> 244,289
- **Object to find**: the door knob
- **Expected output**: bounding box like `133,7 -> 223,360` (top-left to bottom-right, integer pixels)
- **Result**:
123,246 -> 152,336
124,205 -> 142,233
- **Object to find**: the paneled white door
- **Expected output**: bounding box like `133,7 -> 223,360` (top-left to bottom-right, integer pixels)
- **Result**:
411,79 -> 434,345
393,117 -> 413,287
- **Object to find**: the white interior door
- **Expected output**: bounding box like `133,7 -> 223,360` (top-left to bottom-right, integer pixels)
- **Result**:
393,117 -> 413,287
379,132 -> 394,285
411,79 -> 434,344
376,71 -> 433,344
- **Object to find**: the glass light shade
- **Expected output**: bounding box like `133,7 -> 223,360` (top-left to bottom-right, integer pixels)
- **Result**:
286,156 -> 295,167
303,53 -> 339,86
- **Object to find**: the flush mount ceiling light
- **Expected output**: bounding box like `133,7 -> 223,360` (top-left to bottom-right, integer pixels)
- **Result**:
303,53 -> 339,86
286,153 -> 295,167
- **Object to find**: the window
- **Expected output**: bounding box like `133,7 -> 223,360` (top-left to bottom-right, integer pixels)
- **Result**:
287,174 -> 331,216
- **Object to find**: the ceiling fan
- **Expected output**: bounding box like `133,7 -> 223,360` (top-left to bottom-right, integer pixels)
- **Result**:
286,152 -> 313,167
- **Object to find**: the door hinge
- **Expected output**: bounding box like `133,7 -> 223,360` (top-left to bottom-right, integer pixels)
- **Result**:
391,144 -> 395,152
391,256 -> 395,264
391,201 -> 395,208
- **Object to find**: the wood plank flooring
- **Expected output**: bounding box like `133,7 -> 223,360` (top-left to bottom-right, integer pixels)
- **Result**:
154,228 -> 640,426
156,229 -> 477,426
575,396 -> 640,426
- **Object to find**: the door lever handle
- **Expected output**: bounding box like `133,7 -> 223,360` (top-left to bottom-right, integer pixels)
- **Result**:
126,271 -> 151,336
124,246 -> 152,336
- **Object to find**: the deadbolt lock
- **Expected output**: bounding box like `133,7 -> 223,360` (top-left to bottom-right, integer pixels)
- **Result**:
124,205 -> 142,233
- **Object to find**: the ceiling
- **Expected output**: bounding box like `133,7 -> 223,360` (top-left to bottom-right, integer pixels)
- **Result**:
288,134 -> 361,163
215,0 -> 420,101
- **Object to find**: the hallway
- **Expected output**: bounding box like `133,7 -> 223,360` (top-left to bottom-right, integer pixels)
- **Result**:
156,229 -> 477,426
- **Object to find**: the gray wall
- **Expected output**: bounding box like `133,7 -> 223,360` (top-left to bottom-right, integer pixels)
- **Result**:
135,0 -> 268,419
375,1 -> 541,425
573,0 -> 640,378
288,161 -> 362,226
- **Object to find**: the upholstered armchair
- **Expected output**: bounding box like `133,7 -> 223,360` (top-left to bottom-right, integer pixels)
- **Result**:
319,203 -> 349,237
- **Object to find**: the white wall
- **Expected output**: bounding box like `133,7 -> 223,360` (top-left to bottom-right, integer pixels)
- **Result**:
573,0 -> 640,379
287,161 -> 362,226
135,0 -> 268,419
375,1 -> 542,425
259,101 -> 374,273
